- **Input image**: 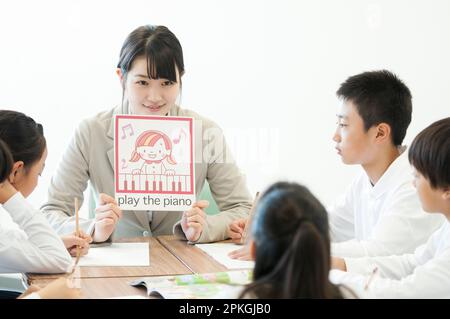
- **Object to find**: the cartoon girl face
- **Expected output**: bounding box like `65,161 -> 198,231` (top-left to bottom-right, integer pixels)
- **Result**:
136,137 -> 170,161
130,130 -> 176,164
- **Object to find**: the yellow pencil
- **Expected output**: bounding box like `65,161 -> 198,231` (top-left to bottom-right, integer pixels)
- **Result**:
240,192 -> 260,245
70,198 -> 81,275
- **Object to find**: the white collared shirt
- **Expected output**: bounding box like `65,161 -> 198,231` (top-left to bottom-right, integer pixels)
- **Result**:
0,192 -> 72,273
329,147 -> 444,258
331,220 -> 450,298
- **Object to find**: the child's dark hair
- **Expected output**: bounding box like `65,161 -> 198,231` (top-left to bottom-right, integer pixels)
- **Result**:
408,117 -> 450,189
0,110 -> 46,171
0,139 -> 13,183
117,25 -> 184,86
336,70 -> 412,146
240,182 -> 343,299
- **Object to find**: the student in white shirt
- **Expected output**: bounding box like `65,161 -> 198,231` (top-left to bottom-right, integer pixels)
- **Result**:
0,139 -> 79,299
0,111 -> 85,298
227,70 -> 443,260
328,70 -> 443,257
0,111 -> 92,259
331,117 -> 450,298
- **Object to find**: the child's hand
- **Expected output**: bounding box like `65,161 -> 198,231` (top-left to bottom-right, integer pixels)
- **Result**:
331,257 -> 347,271
18,284 -> 41,299
92,193 -> 123,243
61,230 -> 93,256
227,218 -> 248,243
36,278 -> 82,299
228,245 -> 254,261
181,200 -> 209,242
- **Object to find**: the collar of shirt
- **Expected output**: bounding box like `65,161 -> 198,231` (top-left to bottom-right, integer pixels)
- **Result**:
366,145 -> 410,200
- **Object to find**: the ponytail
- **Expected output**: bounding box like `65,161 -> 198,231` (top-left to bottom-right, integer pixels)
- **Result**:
282,221 -> 333,298
240,182 -> 344,299
0,139 -> 13,183
241,221 -> 342,299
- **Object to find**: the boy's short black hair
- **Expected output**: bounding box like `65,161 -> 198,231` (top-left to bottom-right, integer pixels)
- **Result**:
336,70 -> 412,146
408,117 -> 450,189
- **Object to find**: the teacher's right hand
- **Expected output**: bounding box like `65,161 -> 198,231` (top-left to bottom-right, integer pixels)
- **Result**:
92,193 -> 122,243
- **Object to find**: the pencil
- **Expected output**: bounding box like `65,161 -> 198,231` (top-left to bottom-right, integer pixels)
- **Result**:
71,198 -> 81,274
240,192 -> 260,245
364,267 -> 379,290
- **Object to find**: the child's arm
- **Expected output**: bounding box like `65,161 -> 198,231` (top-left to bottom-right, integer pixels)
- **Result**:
333,251 -> 418,280
0,187 -> 72,274
332,189 -> 443,258
331,251 -> 450,298
20,277 -> 81,299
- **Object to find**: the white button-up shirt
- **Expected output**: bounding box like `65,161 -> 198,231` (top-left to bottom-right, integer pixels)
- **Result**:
331,220 -> 450,298
329,148 -> 444,258
0,192 -> 71,273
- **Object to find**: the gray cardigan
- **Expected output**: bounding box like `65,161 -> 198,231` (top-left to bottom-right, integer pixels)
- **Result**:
41,104 -> 252,243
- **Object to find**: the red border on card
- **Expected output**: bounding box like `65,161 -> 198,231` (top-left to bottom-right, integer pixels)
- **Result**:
115,115 -> 194,195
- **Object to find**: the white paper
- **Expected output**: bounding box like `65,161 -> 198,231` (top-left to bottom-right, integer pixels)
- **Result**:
76,243 -> 150,267
195,243 -> 255,270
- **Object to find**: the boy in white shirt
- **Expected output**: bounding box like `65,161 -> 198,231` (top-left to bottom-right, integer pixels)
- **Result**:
227,71 -> 443,261
331,117 -> 450,298
329,70 -> 443,257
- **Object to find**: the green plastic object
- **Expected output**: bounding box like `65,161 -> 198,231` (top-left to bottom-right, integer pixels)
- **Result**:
198,181 -> 220,215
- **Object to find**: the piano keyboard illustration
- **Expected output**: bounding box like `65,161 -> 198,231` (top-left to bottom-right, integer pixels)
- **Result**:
117,174 -> 192,193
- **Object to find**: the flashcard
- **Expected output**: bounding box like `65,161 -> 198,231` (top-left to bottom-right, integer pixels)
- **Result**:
114,115 -> 195,211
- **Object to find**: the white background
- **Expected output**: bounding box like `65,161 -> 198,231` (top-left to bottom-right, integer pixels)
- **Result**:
1,0 -> 449,215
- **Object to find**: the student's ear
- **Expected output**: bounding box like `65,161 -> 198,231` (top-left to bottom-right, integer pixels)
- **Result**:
8,161 -> 24,185
116,68 -> 123,81
442,188 -> 450,201
374,123 -> 391,143
249,240 -> 256,260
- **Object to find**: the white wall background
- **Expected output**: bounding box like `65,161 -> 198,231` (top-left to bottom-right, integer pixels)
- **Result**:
1,0 -> 449,214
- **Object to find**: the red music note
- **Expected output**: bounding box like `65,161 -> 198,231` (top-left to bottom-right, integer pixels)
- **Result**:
121,158 -> 128,169
121,124 -> 134,139
173,128 -> 186,144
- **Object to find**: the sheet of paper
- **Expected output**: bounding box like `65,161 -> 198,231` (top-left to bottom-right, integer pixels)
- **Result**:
76,243 -> 150,267
195,243 -> 255,270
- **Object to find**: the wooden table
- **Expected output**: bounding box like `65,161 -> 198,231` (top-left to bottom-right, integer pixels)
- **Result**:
26,237 -> 190,283
25,236 -> 238,298
157,235 -> 228,273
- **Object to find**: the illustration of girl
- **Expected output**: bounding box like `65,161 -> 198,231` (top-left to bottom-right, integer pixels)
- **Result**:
129,130 -> 176,176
